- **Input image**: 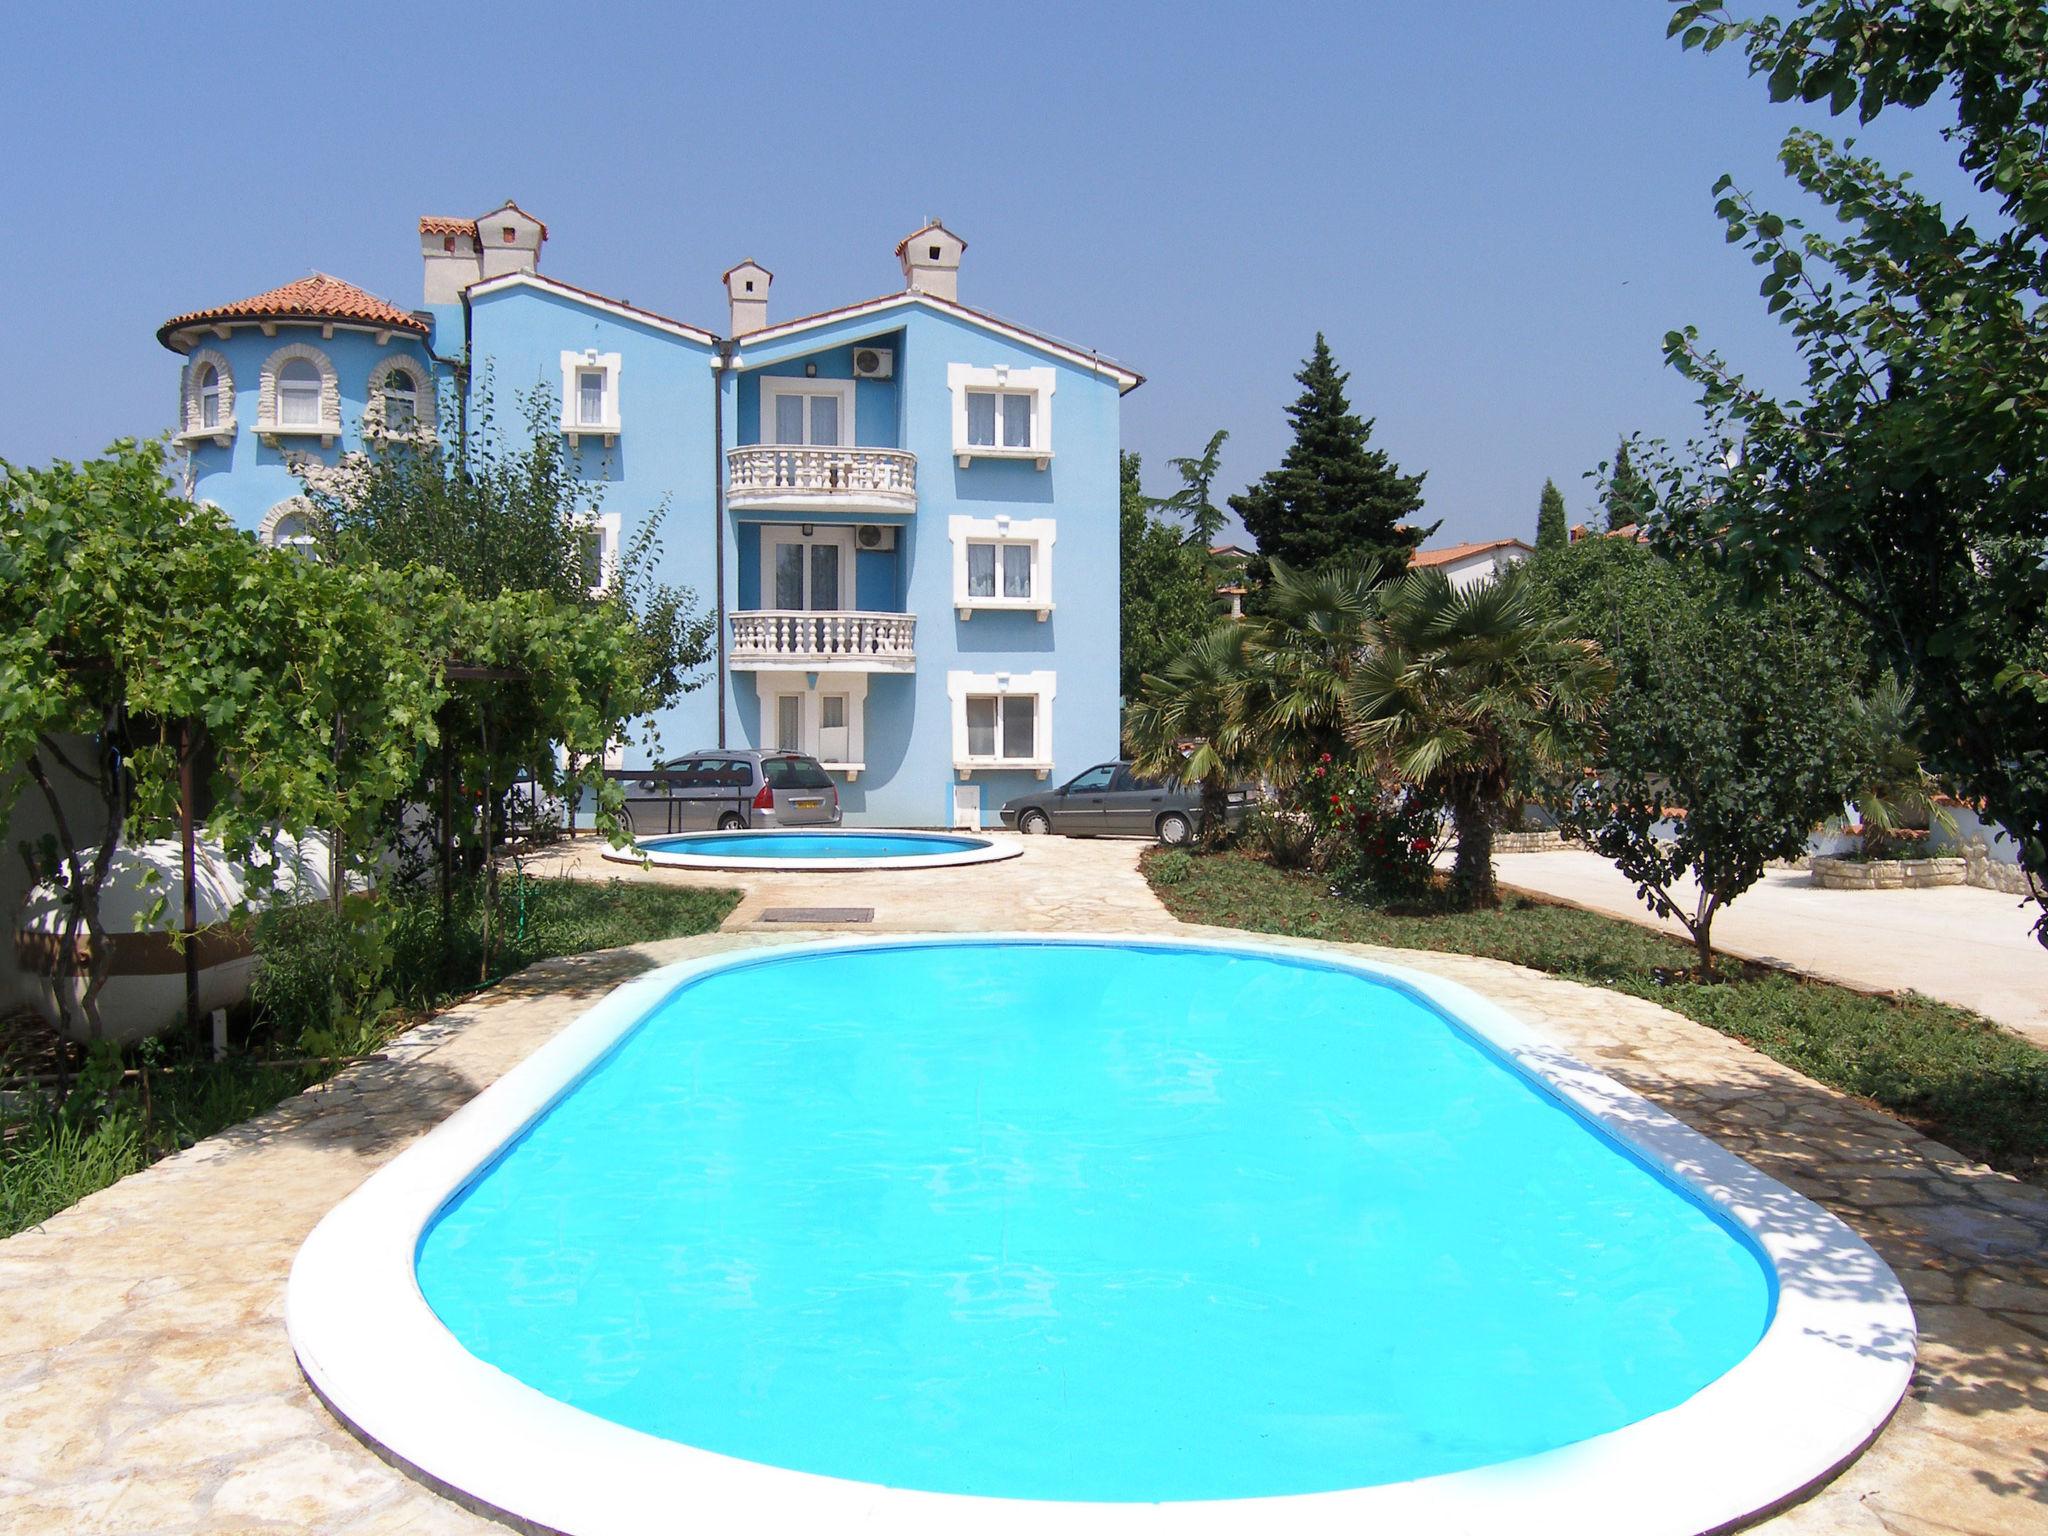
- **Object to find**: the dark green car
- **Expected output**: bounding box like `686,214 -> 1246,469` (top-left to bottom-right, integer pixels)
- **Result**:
997,761 -> 1250,844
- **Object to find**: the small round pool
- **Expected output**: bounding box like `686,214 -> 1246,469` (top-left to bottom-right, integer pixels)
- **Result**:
607,828 -> 1020,872
290,936 -> 1914,1535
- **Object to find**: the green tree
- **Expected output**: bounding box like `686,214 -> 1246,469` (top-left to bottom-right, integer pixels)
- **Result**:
1125,622 -> 1262,849
1602,437 -> 1650,533
1153,429 -> 1231,548
1118,452 -> 1220,701
1229,335 -> 1429,588
1346,564 -> 1611,908
1535,478 -> 1568,550
1658,0 -> 2048,939
1535,535 -> 1870,976
0,442 -> 445,1037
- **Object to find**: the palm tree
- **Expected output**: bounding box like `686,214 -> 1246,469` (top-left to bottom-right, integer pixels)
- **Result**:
1347,566 -> 1610,907
1247,559 -> 1385,781
1125,622 -> 1260,848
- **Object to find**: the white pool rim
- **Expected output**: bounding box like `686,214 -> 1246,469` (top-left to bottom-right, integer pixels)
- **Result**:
288,931 -> 1916,1536
604,828 -> 1023,872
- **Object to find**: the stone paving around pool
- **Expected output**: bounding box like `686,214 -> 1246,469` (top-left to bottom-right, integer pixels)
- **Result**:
2,836 -> 2044,1534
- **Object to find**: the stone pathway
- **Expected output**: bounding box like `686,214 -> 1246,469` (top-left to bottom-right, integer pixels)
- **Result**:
1496,848 -> 2048,1042
2,838 -> 2044,1533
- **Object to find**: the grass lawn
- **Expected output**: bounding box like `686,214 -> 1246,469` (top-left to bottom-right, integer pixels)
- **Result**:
0,875 -> 738,1239
1147,847 -> 2048,1183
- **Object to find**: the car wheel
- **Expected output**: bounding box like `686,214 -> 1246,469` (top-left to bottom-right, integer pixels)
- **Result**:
717,812 -> 746,831
1018,809 -> 1052,836
1156,811 -> 1193,846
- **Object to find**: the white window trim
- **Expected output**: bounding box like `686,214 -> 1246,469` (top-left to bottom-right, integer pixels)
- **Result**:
947,363 -> 1054,469
577,510 -> 621,595
760,376 -> 857,446
948,514 -> 1055,620
558,349 -> 622,445
258,343 -> 340,447
178,348 -> 236,446
761,672 -> 869,778
363,355 -> 436,443
947,669 -> 1056,779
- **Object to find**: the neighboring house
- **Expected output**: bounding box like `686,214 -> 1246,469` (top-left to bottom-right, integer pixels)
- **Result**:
1209,542 -> 1253,618
158,204 -> 1142,828
1408,537 -> 1534,591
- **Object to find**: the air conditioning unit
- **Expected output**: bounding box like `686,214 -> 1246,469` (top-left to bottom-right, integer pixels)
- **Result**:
851,345 -> 894,380
856,524 -> 896,551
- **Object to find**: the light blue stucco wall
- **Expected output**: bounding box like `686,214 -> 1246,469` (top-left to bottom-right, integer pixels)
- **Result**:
464,285 -> 724,764
170,280 -> 1127,828
181,326 -> 438,532
721,303 -> 1124,825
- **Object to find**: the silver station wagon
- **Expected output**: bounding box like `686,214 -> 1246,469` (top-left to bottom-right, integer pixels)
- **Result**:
619,750 -> 842,837
997,761 -> 1249,844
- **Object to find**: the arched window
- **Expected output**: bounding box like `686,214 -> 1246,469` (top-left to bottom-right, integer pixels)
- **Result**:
277,359 -> 323,428
197,365 -> 222,430
260,498 -> 320,557
383,370 -> 418,430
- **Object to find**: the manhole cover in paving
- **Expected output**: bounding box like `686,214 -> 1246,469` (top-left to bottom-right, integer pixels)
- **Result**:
757,907 -> 874,924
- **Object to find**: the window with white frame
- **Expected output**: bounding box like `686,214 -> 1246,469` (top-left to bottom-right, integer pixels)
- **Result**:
559,350 -> 622,443
180,348 -> 235,442
947,363 -> 1055,468
949,515 -> 1055,619
948,670 -> 1056,776
761,675 -> 868,773
761,378 -> 853,448
366,356 -> 432,439
258,344 -> 337,443
576,511 -> 620,595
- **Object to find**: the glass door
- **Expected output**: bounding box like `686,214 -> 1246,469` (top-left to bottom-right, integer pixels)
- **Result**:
767,528 -> 849,613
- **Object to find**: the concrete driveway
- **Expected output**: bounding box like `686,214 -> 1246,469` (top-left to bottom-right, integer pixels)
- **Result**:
1498,849 -> 2048,1042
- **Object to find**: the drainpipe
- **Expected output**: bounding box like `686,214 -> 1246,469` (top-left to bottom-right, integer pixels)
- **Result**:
713,340 -> 734,748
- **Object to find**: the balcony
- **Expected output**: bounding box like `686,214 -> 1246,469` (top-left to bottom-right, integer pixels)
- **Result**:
729,610 -> 916,673
727,445 -> 917,516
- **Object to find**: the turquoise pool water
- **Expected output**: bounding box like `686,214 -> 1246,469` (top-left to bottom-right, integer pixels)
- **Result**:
416,941 -> 1774,1502
639,830 -> 989,860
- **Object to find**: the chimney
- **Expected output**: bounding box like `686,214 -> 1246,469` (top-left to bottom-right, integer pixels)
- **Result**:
897,218 -> 965,302
419,217 -> 481,305
475,200 -> 547,281
723,259 -> 772,335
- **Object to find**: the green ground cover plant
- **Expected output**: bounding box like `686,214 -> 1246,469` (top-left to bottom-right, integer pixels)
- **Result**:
0,876 -> 736,1238
1145,847 -> 2048,1182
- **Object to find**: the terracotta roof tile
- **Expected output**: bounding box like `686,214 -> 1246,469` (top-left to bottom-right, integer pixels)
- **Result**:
158,273 -> 427,349
419,216 -> 476,237
1410,538 -> 1532,568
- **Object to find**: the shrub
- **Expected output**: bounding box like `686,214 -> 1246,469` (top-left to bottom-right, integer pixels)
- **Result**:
1153,850 -> 1195,886
1245,801 -> 1318,869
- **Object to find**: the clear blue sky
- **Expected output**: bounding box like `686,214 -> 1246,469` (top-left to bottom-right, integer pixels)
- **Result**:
0,1 -> 1985,546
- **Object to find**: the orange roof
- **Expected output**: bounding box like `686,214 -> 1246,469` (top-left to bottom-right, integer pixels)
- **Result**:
419,215 -> 475,237
158,273 -> 427,349
1410,538 -> 1532,568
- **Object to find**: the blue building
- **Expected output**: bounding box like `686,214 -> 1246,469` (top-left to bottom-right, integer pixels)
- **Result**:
158,203 -> 1142,827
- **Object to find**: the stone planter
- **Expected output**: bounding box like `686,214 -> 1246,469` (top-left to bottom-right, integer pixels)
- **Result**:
1809,854 -> 1967,890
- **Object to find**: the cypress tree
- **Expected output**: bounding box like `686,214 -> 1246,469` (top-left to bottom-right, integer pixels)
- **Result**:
1229,334 -> 1427,584
1536,478 -> 1568,550
1604,437 -> 1649,533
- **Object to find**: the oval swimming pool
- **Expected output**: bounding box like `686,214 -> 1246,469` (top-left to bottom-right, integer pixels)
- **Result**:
290,936 -> 1914,1535
612,828 -> 1020,871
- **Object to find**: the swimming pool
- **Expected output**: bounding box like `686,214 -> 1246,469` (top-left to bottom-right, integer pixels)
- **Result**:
290,935 -> 1915,1535
611,828 -> 1020,871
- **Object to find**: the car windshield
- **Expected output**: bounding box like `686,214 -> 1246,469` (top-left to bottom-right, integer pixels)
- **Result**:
763,756 -> 833,790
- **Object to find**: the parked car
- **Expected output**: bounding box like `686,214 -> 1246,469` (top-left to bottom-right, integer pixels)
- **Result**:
998,761 -> 1250,844
617,750 -> 842,837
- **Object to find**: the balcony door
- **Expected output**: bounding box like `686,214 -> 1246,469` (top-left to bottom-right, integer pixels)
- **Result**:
764,379 -> 854,448
767,526 -> 853,612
